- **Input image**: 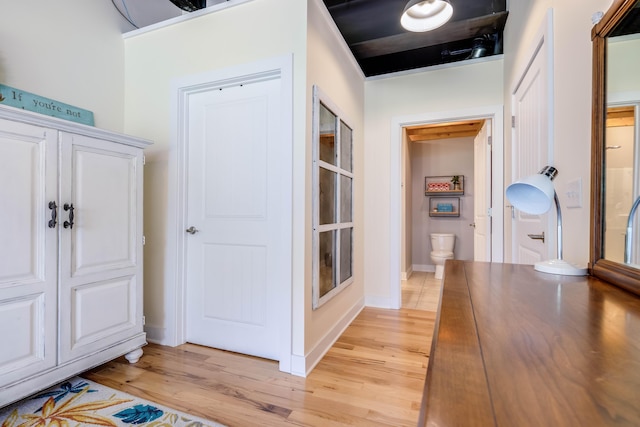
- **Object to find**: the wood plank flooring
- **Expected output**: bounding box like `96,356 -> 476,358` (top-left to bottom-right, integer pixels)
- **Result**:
84,273 -> 439,427
401,272 -> 442,312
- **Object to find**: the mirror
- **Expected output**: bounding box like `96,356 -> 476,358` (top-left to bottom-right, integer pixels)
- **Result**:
591,0 -> 640,294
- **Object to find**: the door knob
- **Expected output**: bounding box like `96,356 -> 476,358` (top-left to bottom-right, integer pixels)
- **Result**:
527,231 -> 545,243
186,226 -> 199,235
469,222 -> 476,228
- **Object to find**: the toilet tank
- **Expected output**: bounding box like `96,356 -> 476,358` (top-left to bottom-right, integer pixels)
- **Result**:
431,233 -> 455,251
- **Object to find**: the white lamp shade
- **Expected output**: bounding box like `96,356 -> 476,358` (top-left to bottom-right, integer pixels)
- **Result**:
505,174 -> 555,215
401,0 -> 453,32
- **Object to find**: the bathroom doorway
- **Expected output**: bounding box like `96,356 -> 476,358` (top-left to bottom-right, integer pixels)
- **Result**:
390,106 -> 504,308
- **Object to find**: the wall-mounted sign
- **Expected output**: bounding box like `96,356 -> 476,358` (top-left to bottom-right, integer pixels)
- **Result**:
0,84 -> 94,126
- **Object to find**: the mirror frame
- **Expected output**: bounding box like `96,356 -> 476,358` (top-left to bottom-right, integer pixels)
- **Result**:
590,0 -> 640,295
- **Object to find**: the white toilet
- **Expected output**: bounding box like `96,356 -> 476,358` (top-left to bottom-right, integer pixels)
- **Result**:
430,233 -> 455,280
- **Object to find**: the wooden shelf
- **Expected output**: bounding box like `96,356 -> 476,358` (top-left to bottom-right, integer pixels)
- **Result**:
425,189 -> 464,196
430,211 -> 460,217
429,197 -> 460,217
425,175 -> 464,196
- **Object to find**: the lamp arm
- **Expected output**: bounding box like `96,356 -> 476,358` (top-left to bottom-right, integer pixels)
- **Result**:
554,191 -> 563,260
624,196 -> 640,264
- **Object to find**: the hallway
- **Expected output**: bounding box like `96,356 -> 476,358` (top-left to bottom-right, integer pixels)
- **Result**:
401,271 -> 442,312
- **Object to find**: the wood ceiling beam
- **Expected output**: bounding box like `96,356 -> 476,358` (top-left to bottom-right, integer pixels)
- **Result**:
607,106 -> 635,127
406,120 -> 484,142
406,120 -> 484,133
408,130 -> 480,142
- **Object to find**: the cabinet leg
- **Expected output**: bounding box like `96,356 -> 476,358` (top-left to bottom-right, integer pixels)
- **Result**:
124,347 -> 144,364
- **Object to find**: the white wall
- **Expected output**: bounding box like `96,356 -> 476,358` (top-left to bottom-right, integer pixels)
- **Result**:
122,0 -> 307,354
411,138 -> 475,268
364,59 -> 503,305
608,36 -> 640,96
502,0 -> 614,266
0,1 -> 128,132
304,0 -> 365,373
122,0 -> 364,375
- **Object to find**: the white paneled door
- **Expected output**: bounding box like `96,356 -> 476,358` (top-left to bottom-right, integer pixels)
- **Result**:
474,120 -> 492,261
185,78 -> 283,360
511,31 -> 552,265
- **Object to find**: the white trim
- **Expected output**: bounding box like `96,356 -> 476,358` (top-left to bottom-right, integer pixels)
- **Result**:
401,265 -> 414,281
311,0 -> 365,80
412,264 -> 435,273
608,91 -> 640,104
122,0 -> 255,39
167,54 -> 294,373
290,298 -> 364,377
143,324 -> 165,344
311,85 -> 356,310
364,294 -> 397,309
0,104 -> 151,149
390,105 -> 505,308
366,54 -> 504,82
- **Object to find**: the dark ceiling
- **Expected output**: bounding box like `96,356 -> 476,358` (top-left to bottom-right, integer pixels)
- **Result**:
322,0 -> 508,77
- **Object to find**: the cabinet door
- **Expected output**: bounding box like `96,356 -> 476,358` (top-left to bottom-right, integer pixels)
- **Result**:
0,119 -> 57,387
58,132 -> 143,363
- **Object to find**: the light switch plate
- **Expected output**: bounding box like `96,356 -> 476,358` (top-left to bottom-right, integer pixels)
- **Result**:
565,178 -> 582,208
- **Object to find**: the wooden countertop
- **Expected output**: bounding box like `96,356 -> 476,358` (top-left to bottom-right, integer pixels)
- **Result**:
419,260 -> 640,426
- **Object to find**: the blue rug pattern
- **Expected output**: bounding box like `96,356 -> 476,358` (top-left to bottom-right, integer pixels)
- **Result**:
0,377 -> 225,427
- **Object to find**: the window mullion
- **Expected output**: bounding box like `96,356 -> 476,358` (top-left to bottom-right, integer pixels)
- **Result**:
334,115 -> 341,288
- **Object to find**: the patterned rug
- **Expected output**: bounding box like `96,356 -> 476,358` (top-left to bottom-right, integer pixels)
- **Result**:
0,377 -> 225,427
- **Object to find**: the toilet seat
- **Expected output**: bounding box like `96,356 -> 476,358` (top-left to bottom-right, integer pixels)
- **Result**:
431,251 -> 453,259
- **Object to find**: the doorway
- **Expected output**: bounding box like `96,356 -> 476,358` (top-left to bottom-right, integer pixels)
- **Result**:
403,119 -> 491,276
184,77 -> 283,361
167,55 -> 294,373
390,106 -> 504,309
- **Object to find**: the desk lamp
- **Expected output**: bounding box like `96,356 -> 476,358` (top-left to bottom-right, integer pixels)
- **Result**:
506,166 -> 588,276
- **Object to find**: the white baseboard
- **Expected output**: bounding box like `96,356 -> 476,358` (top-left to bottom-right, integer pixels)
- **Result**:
290,297 -> 365,377
365,294 -> 398,309
144,324 -> 168,345
413,264 -> 435,273
401,265 -> 414,281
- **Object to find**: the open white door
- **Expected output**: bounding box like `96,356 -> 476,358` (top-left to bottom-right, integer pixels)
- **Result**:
473,120 -> 491,261
511,21 -> 553,265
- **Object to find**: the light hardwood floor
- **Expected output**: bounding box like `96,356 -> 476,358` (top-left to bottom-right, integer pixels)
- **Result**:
401,271 -> 442,312
84,273 -> 440,427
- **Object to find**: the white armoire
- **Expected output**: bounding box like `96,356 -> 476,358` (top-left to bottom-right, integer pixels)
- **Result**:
0,104 -> 150,406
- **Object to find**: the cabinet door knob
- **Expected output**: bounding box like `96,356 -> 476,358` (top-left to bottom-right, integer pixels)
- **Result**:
63,203 -> 74,229
186,226 -> 199,235
48,201 -> 58,228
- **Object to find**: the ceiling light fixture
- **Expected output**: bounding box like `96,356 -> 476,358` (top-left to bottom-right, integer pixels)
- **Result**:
401,0 -> 453,32
169,0 -> 206,12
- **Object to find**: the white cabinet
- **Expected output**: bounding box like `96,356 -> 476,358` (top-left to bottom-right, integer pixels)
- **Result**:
0,105 -> 150,406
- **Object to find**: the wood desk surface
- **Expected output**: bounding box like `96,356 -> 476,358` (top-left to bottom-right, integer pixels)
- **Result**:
419,261 -> 640,427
